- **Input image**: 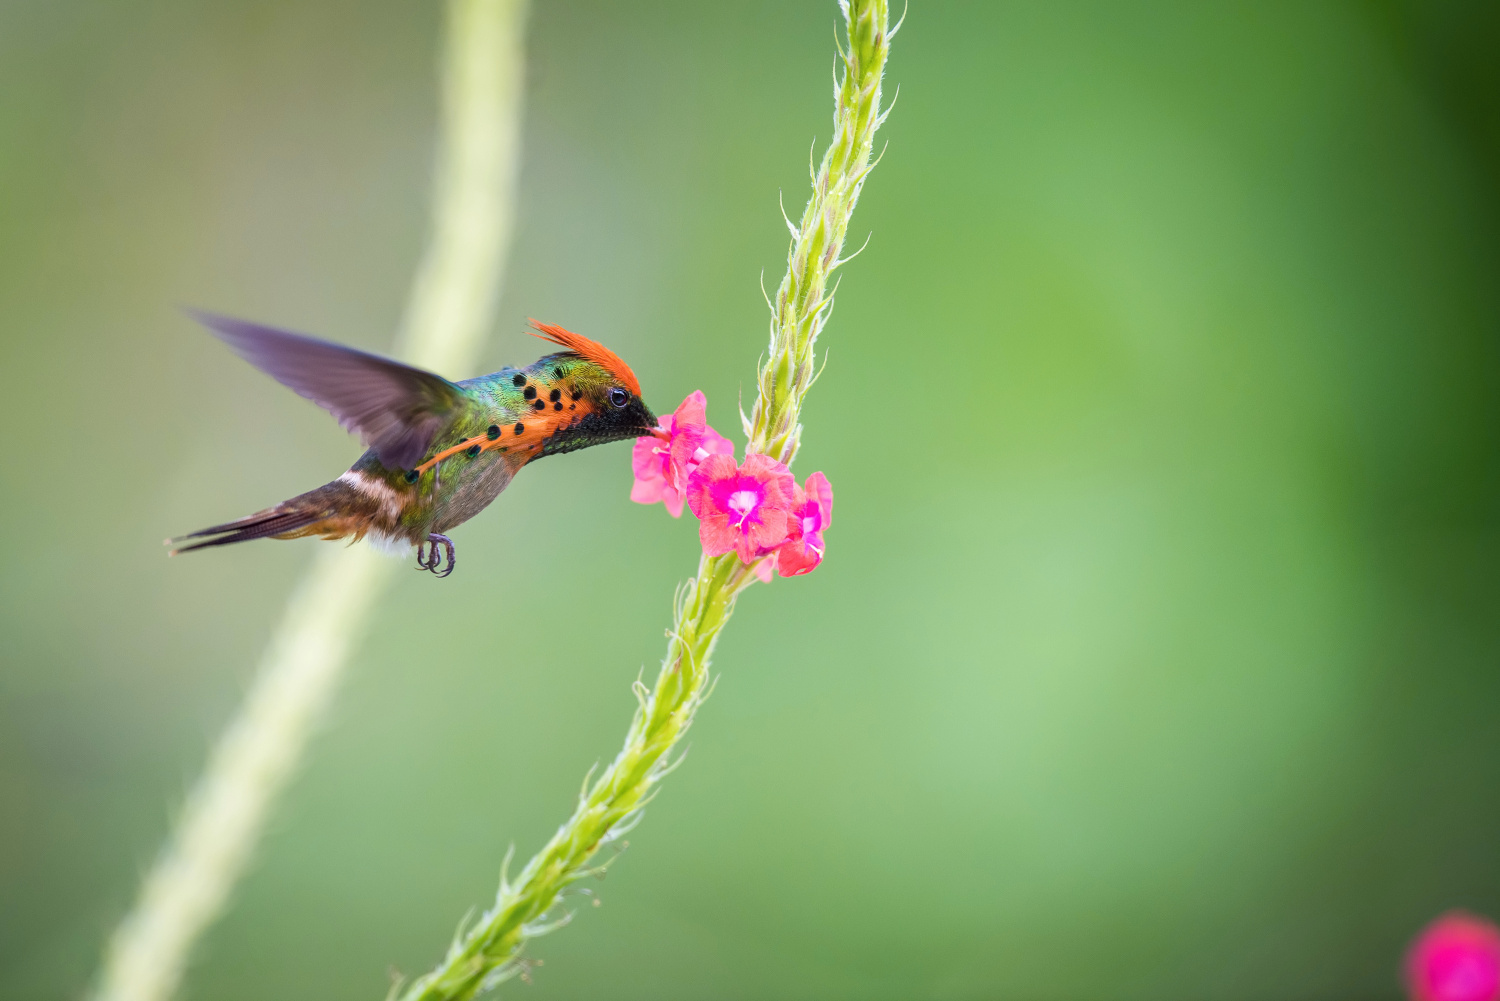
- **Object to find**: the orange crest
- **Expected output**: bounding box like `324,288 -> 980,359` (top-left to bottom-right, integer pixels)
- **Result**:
528,320 -> 641,397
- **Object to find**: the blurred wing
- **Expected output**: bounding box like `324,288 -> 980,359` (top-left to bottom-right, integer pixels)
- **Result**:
188,309 -> 470,470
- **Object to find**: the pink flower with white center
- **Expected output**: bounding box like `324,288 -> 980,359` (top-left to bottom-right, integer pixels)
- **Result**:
631,391 -> 733,518
1407,912 -> 1500,1001
775,471 -> 833,577
686,453 -> 796,563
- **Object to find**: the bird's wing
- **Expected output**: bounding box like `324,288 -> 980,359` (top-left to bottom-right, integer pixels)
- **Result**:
188,309 -> 471,470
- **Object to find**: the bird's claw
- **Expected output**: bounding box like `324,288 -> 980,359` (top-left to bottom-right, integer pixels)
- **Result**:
415,533 -> 456,578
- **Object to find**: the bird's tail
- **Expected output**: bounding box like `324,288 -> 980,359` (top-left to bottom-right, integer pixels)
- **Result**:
166,479 -> 372,555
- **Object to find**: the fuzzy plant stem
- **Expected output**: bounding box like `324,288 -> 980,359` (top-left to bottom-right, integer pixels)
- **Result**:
90,4 -> 529,1001
393,3 -> 894,997
748,0 -> 895,466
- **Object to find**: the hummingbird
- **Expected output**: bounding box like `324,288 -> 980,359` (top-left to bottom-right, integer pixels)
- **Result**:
168,311 -> 659,577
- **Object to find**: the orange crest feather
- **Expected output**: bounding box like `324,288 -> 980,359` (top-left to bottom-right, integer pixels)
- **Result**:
527,320 -> 641,396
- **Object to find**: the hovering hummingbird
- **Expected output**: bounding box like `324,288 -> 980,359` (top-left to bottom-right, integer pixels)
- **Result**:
168,311 -> 658,577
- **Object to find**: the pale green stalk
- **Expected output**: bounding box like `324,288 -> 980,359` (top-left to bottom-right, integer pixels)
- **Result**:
749,0 -> 896,465
91,4 -> 528,1000
394,3 -> 894,997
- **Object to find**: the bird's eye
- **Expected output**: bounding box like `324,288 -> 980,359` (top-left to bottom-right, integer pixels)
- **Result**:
608,387 -> 629,408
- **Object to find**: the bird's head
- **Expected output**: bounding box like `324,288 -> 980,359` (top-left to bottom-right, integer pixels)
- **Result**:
525,321 -> 659,458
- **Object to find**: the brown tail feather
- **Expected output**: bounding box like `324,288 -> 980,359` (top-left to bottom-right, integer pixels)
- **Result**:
170,510 -> 298,542
167,476 -> 385,556
168,510 -> 326,554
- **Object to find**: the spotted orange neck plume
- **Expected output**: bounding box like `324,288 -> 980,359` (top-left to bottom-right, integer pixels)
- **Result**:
528,319 -> 641,396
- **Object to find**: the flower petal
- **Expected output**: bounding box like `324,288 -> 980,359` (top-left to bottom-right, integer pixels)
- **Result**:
697,513 -> 740,558
630,476 -> 665,505
631,434 -> 663,485
685,453 -> 797,563
739,453 -> 797,508
668,392 -> 708,472
686,453 -> 739,520
700,424 -> 734,459
776,530 -> 824,576
804,471 -> 833,531
1408,912 -> 1500,1001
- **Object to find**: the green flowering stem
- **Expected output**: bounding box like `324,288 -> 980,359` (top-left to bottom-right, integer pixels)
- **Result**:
396,553 -> 751,998
749,0 -> 894,465
395,2 -> 892,997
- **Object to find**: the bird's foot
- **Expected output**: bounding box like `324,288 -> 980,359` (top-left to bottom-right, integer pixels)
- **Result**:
415,533 -> 456,578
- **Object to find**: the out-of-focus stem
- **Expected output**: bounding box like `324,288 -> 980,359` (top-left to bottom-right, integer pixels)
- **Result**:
395,3 -> 892,997
399,0 -> 527,376
90,4 -> 528,1000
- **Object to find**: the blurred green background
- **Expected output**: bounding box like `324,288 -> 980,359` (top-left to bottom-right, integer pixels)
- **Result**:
3,2 -> 1499,998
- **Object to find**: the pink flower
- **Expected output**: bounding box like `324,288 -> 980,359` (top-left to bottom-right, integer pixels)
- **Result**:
775,471 -> 833,577
1407,912 -> 1500,1001
686,453 -> 797,563
631,391 -> 733,518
